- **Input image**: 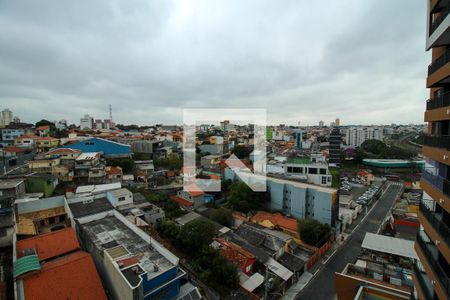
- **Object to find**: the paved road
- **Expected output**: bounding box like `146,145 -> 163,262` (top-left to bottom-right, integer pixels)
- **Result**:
294,181 -> 403,300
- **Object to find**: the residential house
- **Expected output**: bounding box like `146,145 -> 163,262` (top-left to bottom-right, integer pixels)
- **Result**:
35,125 -> 50,137
25,174 -> 58,197
1,128 -> 25,146
214,238 -> 256,275
0,179 -> 26,207
35,137 -> 59,153
14,195 -> 69,237
74,152 -> 105,183
14,228 -> 107,300
250,211 -> 299,239
134,160 -> 154,182
170,187 -> 205,209
28,156 -> 61,173
106,188 -> 133,208
105,166 -> 123,182
14,134 -> 38,148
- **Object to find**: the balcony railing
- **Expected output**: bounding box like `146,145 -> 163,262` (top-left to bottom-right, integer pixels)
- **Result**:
422,170 -> 445,192
423,134 -> 450,150
427,91 -> 450,110
413,262 -> 437,300
416,232 -> 450,296
430,6 -> 450,36
419,202 -> 450,247
428,47 -> 450,76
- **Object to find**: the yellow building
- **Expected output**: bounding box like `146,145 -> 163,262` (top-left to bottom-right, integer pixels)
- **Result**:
35,137 -> 60,152
28,157 -> 61,173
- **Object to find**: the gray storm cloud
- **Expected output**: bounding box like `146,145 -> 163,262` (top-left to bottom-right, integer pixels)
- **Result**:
0,0 -> 429,126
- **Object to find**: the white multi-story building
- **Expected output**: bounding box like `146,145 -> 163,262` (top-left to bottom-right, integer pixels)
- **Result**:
0,109 -> 13,127
344,127 -> 384,147
80,114 -> 94,130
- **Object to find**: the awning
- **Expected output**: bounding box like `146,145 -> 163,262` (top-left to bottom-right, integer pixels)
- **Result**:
14,255 -> 41,278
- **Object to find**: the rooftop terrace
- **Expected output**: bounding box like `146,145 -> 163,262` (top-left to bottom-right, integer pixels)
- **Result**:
81,215 -> 175,286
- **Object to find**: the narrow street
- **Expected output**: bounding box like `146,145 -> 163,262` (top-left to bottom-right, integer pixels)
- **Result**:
294,181 -> 403,300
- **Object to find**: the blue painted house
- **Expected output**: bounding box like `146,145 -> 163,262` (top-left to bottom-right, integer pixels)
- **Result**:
62,137 -> 131,158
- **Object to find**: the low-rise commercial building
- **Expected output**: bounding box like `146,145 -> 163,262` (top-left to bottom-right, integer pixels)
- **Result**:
77,210 -> 186,300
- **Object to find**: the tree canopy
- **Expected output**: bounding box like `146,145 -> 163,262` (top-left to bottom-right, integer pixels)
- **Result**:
356,139 -> 415,160
298,219 -> 331,246
211,207 -> 233,227
226,181 -> 267,213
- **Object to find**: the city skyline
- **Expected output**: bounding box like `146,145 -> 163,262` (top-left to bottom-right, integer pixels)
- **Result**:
0,1 -> 428,125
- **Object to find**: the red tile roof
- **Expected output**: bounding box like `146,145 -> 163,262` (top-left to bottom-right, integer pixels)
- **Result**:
117,256 -> 140,268
184,183 -> 204,197
105,166 -> 122,175
251,211 -> 298,232
3,146 -> 28,153
23,251 -> 107,300
169,195 -> 193,208
216,238 -> 255,271
16,228 -> 80,261
46,148 -> 79,155
36,137 -> 58,141
36,125 -> 50,131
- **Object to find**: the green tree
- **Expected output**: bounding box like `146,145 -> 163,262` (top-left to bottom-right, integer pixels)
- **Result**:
179,219 -> 215,256
211,207 -> 233,227
298,219 -> 331,246
226,181 -> 267,213
106,158 -> 134,173
231,145 -> 252,159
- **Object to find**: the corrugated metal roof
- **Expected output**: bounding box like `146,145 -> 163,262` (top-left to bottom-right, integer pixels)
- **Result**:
361,232 -> 418,259
241,272 -> 264,292
14,255 -> 41,278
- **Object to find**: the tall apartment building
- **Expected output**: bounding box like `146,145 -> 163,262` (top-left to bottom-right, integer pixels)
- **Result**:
329,128 -> 342,165
415,3 -> 450,300
0,109 -> 13,127
80,114 -> 94,130
344,127 -> 384,147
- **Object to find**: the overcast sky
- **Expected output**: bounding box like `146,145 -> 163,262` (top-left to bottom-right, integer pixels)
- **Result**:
0,0 -> 429,126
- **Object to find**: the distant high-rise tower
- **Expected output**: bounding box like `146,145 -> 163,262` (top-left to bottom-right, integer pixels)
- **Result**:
328,128 -> 341,166
296,122 -> 302,150
319,120 -> 324,127
109,104 -> 113,121
414,4 -> 450,300
0,109 -> 13,127
335,118 -> 340,126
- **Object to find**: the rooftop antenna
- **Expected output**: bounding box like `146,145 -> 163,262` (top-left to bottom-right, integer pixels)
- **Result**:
109,104 -> 113,121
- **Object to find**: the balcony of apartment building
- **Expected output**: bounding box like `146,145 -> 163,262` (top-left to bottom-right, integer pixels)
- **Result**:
412,261 -> 438,300
422,120 -> 450,163
427,0 -> 450,50
418,198 -> 450,263
415,230 -> 450,300
421,160 -> 450,212
427,47 -> 450,87
425,89 -> 450,122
